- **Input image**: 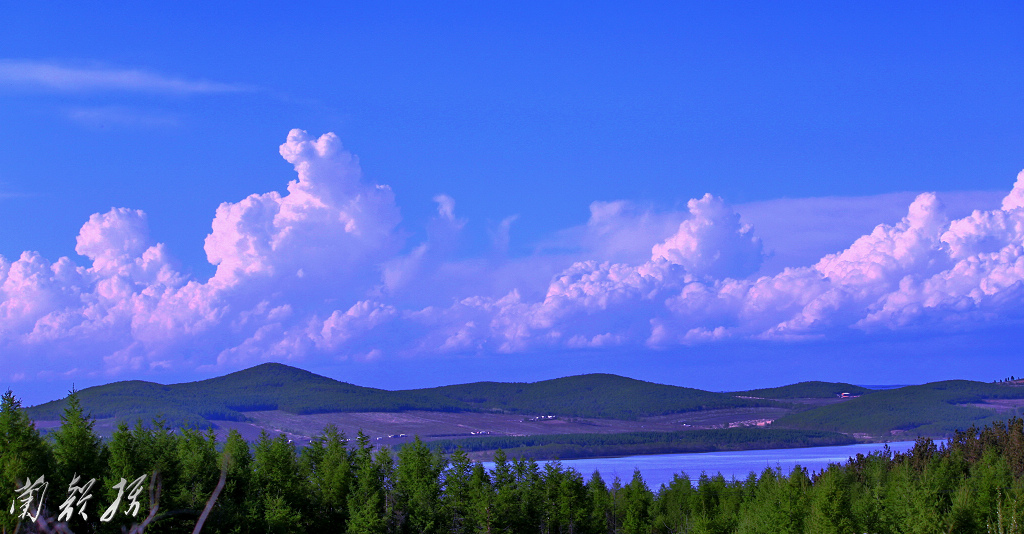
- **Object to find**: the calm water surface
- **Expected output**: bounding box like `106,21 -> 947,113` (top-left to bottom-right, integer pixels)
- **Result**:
485,441 -> 919,489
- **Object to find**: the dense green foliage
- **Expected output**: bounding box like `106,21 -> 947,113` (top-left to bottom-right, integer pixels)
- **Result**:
6,387 -> 1024,533
424,428 -> 855,460
25,364 -> 779,428
731,381 -> 870,399
0,390 -> 51,533
776,380 -> 1024,436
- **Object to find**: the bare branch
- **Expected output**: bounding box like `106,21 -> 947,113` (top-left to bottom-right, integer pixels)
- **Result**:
127,471 -> 161,534
191,458 -> 228,534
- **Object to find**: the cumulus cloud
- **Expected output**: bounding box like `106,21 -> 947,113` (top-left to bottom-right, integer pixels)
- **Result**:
205,129 -> 401,295
734,190 -> 1005,275
396,195 -> 765,353
1002,170 -> 1024,211
404,175 -> 1024,352
0,130 -> 402,375
651,194 -> 764,279
2,130 -> 1024,382
0,207 -> 190,375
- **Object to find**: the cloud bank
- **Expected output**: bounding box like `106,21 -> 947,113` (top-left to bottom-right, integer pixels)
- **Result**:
2,130 -> 1024,381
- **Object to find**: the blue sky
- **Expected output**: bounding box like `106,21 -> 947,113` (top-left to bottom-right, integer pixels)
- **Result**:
2,3 -> 1023,404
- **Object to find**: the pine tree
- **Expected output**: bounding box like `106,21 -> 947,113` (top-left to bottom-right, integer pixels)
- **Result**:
395,436 -> 446,534
490,449 -> 516,532
541,460 -> 565,533
219,429 -> 254,534
252,431 -> 304,533
735,467 -> 807,534
541,462 -> 588,534
441,449 -> 473,534
466,461 -> 493,534
301,423 -> 352,532
652,473 -> 696,534
510,456 -> 543,533
144,415 -> 182,519
0,389 -> 52,533
50,388 -> 106,532
585,471 -> 612,534
175,428 -> 220,522
805,466 -> 856,534
347,431 -> 387,534
98,420 -> 148,534
559,468 -> 590,534
375,446 -> 398,533
618,469 -> 653,534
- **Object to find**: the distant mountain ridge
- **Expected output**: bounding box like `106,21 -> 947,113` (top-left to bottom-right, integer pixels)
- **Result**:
733,381 -> 870,399
24,363 -> 1024,439
25,363 -> 779,427
407,373 -> 781,419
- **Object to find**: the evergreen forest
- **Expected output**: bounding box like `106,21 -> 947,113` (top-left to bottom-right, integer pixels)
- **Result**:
3,389 -> 1024,534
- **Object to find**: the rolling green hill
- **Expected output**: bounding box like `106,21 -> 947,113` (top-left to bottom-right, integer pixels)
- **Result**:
25,364 -> 460,427
25,363 -> 777,427
773,380 -> 1024,436
732,381 -> 870,399
418,373 -> 776,419
26,364 -> 1024,439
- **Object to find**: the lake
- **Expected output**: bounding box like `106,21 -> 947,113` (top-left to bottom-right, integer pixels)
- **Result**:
485,440 -> 920,489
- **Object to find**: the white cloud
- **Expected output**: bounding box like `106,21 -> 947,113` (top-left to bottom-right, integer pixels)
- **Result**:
535,200 -> 686,264
2,130 -> 1024,381
735,190 -> 1006,274
1001,170 -> 1024,211
0,60 -> 250,94
204,129 -> 401,295
397,195 -> 762,353
0,130 -> 402,373
402,177 -> 1024,352
652,194 -> 764,279
433,194 -> 458,223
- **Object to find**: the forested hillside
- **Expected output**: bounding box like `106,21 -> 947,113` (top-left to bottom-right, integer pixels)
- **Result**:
25,363 -> 464,428
24,364 -> 1024,440
774,380 -> 1024,435
25,364 -> 779,428
731,381 -> 869,399
416,373 -> 777,419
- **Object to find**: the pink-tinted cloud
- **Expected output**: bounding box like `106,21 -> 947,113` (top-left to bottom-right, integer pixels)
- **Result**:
651,194 -> 764,279
733,190 -> 1005,275
205,129 -> 401,293
0,130 -> 402,377
2,132 -> 1024,383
